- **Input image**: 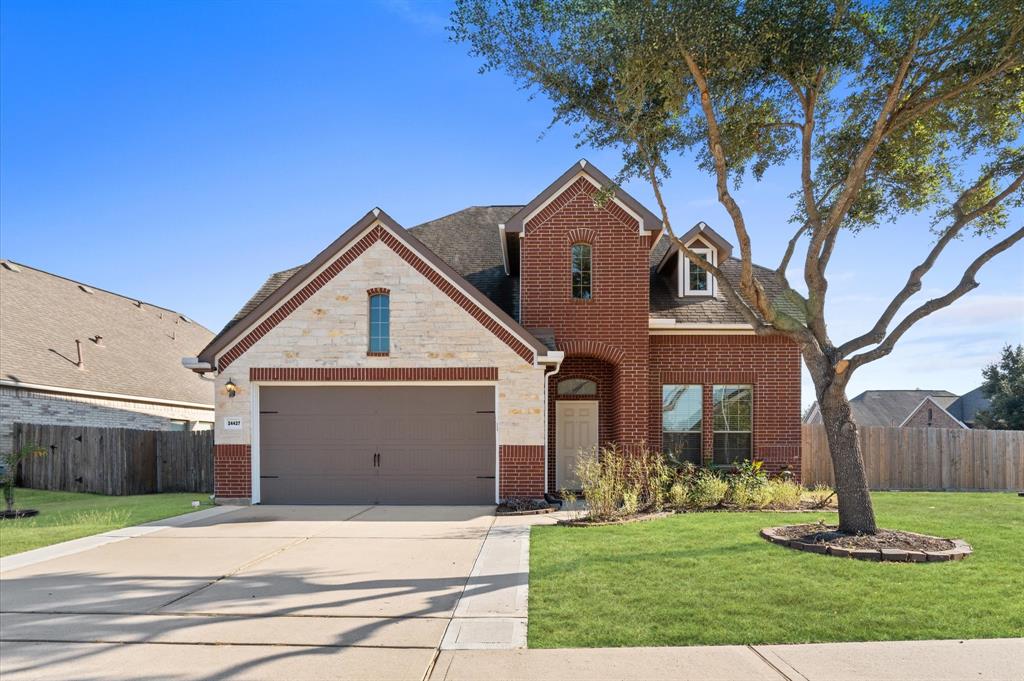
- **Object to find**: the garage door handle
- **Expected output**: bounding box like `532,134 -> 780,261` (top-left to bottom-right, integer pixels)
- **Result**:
476,476 -> 495,479
260,475 -> 279,479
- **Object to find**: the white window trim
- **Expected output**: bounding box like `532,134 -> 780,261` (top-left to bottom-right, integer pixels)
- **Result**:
680,246 -> 716,297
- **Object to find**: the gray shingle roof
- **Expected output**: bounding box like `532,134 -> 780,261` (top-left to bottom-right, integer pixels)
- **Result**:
947,386 -> 991,425
0,260 -> 215,405
218,210 -> 785,336
649,234 -> 804,324
808,390 -> 959,427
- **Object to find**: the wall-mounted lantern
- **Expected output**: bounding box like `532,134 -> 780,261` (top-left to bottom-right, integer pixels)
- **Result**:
225,379 -> 238,398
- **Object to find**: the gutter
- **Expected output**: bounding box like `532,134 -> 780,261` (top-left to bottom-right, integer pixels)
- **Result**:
648,319 -> 755,334
182,357 -> 215,373
0,379 -> 213,410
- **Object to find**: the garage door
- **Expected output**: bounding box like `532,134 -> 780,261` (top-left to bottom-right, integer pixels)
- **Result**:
258,385 -> 495,504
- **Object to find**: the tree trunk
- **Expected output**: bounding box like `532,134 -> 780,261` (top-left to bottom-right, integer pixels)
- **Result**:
817,385 -> 878,534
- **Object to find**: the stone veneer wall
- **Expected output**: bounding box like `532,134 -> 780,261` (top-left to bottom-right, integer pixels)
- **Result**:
0,384 -> 213,455
212,231 -> 546,500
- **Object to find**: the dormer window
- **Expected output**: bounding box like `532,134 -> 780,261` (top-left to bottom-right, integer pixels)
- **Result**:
682,245 -> 716,296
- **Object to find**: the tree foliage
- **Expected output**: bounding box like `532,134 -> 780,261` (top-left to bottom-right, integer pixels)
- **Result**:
975,344 -> 1024,430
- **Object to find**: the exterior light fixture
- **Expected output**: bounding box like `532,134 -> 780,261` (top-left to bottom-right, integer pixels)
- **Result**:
225,379 -> 238,398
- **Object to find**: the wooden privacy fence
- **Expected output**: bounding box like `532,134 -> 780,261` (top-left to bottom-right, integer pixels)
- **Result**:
13,423 -> 214,495
801,424 -> 1024,492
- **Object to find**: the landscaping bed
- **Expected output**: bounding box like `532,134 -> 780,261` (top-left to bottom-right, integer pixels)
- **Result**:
760,523 -> 971,562
496,497 -> 556,515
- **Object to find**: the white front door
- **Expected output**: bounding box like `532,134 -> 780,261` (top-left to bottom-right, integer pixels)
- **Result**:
556,400 -> 599,490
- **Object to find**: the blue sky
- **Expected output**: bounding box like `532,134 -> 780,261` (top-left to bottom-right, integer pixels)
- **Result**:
2,0 -> 1021,407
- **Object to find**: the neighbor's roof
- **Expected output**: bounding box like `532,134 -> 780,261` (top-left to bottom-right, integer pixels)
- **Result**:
808,390 -> 959,427
0,260 -> 215,405
947,386 -> 991,425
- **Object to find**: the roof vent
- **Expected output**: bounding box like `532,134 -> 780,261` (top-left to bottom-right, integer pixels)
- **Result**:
1,261 -> 20,272
78,284 -> 93,294
179,315 -> 192,324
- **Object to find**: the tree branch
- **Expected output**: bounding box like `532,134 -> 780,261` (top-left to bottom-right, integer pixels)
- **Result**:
839,170 -> 1024,356
848,224 -> 1024,369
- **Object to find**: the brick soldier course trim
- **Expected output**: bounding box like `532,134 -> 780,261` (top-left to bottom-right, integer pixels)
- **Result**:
217,225 -> 536,370
249,367 -> 499,382
366,287 -> 391,296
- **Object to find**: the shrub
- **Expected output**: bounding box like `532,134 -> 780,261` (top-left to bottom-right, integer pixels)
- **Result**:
688,469 -> 728,509
803,484 -> 835,507
570,445 -> 672,521
668,482 -> 687,507
762,479 -> 802,509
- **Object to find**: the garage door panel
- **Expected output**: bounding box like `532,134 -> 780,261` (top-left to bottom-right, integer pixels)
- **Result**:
259,386 -> 495,505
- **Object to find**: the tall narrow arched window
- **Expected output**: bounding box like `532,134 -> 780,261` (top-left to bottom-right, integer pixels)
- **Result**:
368,292 -> 390,354
571,243 -> 592,300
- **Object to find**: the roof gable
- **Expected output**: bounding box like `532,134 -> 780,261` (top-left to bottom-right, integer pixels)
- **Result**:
503,160 -> 662,236
196,209 -> 548,370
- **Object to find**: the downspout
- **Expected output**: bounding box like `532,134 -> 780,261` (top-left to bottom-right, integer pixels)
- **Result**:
537,351 -> 565,497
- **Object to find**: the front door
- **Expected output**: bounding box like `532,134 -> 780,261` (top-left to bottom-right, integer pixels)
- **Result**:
556,400 -> 599,490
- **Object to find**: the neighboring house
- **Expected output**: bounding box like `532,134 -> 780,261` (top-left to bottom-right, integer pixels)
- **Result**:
803,387 -> 990,429
0,260 -> 216,457
188,160 -> 802,505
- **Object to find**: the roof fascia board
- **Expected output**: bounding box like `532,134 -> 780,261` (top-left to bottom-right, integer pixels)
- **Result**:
649,319 -> 754,332
504,160 -> 661,235
0,379 -> 214,410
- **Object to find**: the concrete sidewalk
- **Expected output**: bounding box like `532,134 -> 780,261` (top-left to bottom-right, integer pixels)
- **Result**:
428,638 -> 1024,681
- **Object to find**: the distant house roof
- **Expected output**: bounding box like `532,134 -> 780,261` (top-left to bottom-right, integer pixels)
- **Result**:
947,386 -> 991,426
0,260 -> 215,406
804,390 -> 959,427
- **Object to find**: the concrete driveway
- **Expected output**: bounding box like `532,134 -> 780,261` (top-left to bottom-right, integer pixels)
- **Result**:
0,505 -> 528,681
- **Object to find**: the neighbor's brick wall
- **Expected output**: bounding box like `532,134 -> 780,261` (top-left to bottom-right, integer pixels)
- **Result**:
520,177 -> 652,447
648,334 -> 802,479
499,445 -> 544,498
903,401 -> 964,429
214,444 -> 251,499
0,385 -> 213,455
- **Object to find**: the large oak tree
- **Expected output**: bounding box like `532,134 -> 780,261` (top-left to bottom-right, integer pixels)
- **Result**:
451,0 -> 1024,533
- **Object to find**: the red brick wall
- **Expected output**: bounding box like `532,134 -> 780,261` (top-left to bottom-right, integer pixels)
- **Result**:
499,445 -> 544,498
214,444 -> 251,500
648,334 -> 802,479
520,177 -> 651,447
547,356 -> 615,492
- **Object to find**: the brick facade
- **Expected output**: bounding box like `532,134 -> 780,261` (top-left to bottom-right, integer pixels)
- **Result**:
547,356 -> 616,492
498,445 -> 544,498
213,444 -> 251,500
648,334 -> 802,478
520,177 -> 651,448
902,400 -> 964,429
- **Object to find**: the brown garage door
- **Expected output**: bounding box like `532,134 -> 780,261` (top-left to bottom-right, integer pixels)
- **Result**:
259,385 -> 495,504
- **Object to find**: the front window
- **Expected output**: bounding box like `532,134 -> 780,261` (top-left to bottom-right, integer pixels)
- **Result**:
571,243 -> 592,300
662,385 -> 702,464
713,385 -> 752,465
368,293 -> 390,354
682,247 -> 715,296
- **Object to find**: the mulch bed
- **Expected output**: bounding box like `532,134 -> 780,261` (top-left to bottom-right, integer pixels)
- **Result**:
496,498 -> 556,516
557,511 -> 672,527
761,523 -> 971,562
0,509 -> 39,520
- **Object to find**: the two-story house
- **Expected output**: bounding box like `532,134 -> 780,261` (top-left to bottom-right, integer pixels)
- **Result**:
187,161 -> 802,505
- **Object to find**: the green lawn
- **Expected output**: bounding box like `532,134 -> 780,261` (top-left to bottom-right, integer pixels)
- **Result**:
0,488 -> 214,557
529,491 -> 1024,647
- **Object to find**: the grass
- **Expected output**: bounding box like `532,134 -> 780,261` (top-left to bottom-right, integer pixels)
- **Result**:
528,491 -> 1024,647
0,488 -> 214,557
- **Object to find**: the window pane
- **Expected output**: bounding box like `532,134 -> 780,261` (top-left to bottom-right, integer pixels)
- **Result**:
558,378 -> 597,396
713,385 -> 752,431
664,432 -> 702,464
713,432 -> 752,465
571,243 -> 592,299
369,293 -> 390,353
662,385 -> 702,432
689,253 -> 709,291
